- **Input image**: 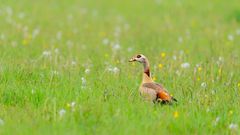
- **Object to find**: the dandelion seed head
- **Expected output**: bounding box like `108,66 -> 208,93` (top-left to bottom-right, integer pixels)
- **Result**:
201,82 -> 207,88
85,68 -> 90,74
228,34 -> 234,41
0,118 -> 4,126
229,123 -> 238,130
178,36 -> 183,43
181,62 -> 190,68
102,38 -> 109,45
42,50 -> 51,57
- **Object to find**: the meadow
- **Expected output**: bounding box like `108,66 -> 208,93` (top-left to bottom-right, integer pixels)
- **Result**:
0,0 -> 240,134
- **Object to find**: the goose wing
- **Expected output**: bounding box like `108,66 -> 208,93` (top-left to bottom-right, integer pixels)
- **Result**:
142,82 -> 176,102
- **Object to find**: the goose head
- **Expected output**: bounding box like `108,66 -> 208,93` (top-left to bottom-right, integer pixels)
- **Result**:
129,54 -> 147,63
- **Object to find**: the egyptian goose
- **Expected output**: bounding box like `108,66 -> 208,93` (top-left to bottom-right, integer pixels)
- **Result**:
129,54 -> 177,104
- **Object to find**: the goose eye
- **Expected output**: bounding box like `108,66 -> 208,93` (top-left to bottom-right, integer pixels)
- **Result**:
137,55 -> 141,58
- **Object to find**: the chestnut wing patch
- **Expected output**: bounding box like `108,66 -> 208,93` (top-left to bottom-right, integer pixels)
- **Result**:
142,83 -> 171,101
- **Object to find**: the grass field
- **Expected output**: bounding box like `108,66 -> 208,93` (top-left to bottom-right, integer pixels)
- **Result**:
0,0 -> 240,134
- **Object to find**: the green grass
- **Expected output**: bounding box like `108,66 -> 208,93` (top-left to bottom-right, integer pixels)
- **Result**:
0,0 -> 240,134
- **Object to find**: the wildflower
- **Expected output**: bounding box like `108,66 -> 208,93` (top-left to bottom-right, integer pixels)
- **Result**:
31,89 -> 35,94
237,82 -> 240,87
112,43 -> 120,50
59,109 -> 66,117
229,123 -> 238,130
54,48 -> 59,54
22,39 -> 29,45
18,12 -> 25,19
173,111 -> 179,118
229,110 -> 233,115
0,118 -> 4,126
172,55 -> 177,60
42,50 -> 51,57
218,69 -> 222,75
104,53 -> 109,58
107,66 -> 120,74
197,77 -> 200,81
201,82 -> 207,88
175,70 -> 181,76
81,77 -> 86,85
51,70 -> 59,75
228,34 -> 234,41
152,77 -> 156,81
71,61 -> 77,66
181,62 -> 190,68
236,29 -> 240,35
56,31 -> 62,40
127,47 -> 133,52
178,37 -> 183,43
66,40 -> 73,47
198,67 -> 202,72
160,52 -> 166,58
112,67 -> 120,74
67,102 -> 76,108
85,68 -> 90,74
32,28 -> 40,38
158,64 -> 163,69
213,117 -> 220,126
102,38 -> 109,45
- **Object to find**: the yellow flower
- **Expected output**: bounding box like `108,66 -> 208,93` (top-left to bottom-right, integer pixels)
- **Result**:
22,39 -> 29,45
116,60 -> 120,64
238,82 -> 240,87
198,67 -> 202,72
161,52 -> 166,58
158,64 -> 163,69
104,53 -> 109,58
229,110 -> 233,115
173,111 -> 179,118
66,103 -> 71,108
197,77 -> 200,81
218,69 -> 222,75
152,77 -> 156,81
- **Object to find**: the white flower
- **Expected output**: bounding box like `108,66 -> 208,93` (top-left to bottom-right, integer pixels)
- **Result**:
42,50 -> 51,57
32,28 -> 40,38
54,48 -> 59,54
229,123 -> 238,130
172,55 -> 177,60
18,12 -> 25,19
112,43 -> 120,50
31,89 -> 35,94
70,102 -> 76,107
59,109 -> 66,117
181,62 -> 190,68
56,31 -> 62,40
102,38 -> 109,45
51,70 -> 59,75
112,67 -> 120,74
228,34 -> 234,41
175,70 -> 181,76
0,118 -> 4,126
71,61 -> 77,66
201,82 -> 207,88
178,36 -> 183,43
81,77 -> 86,85
85,68 -> 90,74
66,40 -> 73,47
107,66 -> 120,74
127,47 -> 133,52
213,117 -> 220,126
236,29 -> 240,35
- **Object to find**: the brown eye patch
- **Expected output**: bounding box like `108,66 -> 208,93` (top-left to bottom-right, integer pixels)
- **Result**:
137,55 -> 141,58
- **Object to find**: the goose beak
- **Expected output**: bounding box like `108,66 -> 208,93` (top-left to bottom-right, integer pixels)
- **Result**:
129,58 -> 136,62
